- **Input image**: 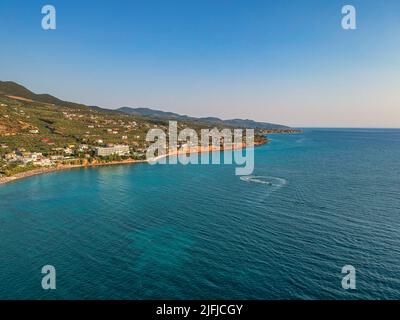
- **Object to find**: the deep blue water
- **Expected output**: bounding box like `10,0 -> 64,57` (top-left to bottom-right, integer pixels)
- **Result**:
1,128 -> 400,299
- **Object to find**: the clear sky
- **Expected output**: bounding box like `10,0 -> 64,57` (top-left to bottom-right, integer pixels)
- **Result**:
0,0 -> 399,127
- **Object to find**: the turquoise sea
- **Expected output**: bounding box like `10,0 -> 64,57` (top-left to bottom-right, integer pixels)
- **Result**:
0,128 -> 399,299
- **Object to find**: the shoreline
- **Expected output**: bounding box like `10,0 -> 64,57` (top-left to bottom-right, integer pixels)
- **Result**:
0,141 -> 265,185
0,159 -> 148,185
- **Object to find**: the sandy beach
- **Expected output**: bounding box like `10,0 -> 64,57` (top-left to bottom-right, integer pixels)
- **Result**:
0,159 -> 147,185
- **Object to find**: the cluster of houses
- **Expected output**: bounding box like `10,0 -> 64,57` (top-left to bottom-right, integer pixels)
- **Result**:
0,108 -> 192,169
4,150 -> 54,167
1,143 -> 146,168
61,110 -> 147,144
63,111 -> 140,131
62,111 -> 85,120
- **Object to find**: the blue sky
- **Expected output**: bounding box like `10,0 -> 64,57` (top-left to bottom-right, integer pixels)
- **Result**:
0,0 -> 399,127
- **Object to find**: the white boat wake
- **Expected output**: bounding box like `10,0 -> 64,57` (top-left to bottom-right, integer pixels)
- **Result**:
240,175 -> 287,196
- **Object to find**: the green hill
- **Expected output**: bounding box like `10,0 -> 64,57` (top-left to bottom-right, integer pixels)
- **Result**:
0,81 -> 87,109
0,80 -> 294,158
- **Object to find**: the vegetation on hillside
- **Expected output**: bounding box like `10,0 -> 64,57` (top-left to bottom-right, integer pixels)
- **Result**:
0,81 -> 295,178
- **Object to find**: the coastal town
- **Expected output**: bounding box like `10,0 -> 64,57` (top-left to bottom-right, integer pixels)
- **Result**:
2,143 -> 136,168
0,81 -> 297,182
0,87 -> 212,179
0,99 -> 151,178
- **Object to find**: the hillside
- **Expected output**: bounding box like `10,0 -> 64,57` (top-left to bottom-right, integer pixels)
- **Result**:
118,107 -> 290,130
0,81 -> 292,130
0,80 -> 294,151
0,81 -> 271,156
0,92 -> 211,155
0,81 -> 87,109
0,81 -> 302,177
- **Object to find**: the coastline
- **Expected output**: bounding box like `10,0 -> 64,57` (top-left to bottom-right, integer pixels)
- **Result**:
0,141 -> 265,186
0,159 -> 148,185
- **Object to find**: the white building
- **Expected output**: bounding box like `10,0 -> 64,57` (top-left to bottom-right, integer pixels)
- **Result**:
95,145 -> 130,157
21,152 -> 43,164
35,158 -> 53,166
78,144 -> 89,151
50,155 -> 65,160
64,147 -> 73,155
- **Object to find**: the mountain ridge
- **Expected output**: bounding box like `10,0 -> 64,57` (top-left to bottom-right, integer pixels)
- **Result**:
0,81 -> 291,129
117,107 -> 290,130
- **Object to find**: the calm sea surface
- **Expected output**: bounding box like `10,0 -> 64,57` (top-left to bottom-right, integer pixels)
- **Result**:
1,128 -> 399,299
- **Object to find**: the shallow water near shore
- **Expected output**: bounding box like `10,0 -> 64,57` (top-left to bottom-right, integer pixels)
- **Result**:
1,128 -> 400,299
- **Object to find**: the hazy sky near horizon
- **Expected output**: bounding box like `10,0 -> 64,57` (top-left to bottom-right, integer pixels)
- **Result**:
0,0 -> 399,127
